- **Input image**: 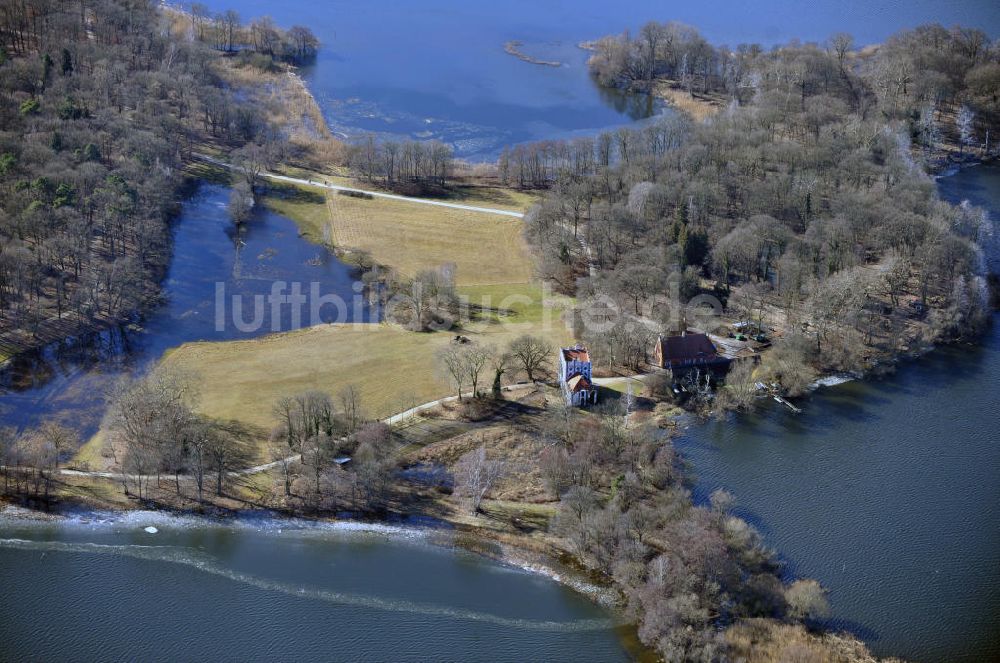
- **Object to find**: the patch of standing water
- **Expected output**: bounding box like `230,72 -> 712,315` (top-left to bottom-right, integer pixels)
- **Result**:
0,183 -> 374,439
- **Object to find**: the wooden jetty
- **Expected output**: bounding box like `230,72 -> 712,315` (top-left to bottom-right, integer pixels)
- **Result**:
773,394 -> 802,413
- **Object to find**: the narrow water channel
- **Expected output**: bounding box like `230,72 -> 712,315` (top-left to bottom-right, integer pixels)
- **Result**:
0,184 -> 370,439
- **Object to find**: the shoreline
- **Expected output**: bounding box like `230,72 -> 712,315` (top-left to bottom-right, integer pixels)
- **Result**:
6,318 -> 971,661
279,66 -> 337,145
0,502 -> 634,639
930,153 -> 999,179
0,5 -> 339,371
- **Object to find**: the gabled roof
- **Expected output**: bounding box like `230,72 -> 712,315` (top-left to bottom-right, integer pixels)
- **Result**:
565,373 -> 594,392
656,333 -> 719,362
562,346 -> 591,363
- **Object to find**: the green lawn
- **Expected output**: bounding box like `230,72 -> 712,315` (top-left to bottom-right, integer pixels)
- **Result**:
160,284 -> 574,429
261,181 -> 331,238
324,192 -> 535,285
144,167 -> 568,436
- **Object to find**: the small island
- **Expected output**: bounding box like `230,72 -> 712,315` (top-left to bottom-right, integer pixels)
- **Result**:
503,40 -> 563,67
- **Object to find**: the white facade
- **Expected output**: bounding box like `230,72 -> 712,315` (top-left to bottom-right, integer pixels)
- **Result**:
559,345 -> 597,406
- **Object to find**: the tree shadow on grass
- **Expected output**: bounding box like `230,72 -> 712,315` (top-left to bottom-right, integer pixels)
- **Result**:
266,181 -> 327,206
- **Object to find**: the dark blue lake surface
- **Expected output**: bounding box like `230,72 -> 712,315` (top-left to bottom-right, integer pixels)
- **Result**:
197,0 -> 998,159
677,165 -> 1000,663
0,184 -> 369,438
1,2 -> 999,661
0,514 -> 629,662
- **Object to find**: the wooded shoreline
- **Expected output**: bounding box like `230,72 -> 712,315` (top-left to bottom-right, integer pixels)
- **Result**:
4,5 -> 998,662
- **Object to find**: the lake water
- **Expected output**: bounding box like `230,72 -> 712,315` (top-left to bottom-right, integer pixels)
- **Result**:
196,0 -> 998,159
2,2 -> 999,660
0,512 -> 628,662
677,165 -> 1000,663
0,184 -> 370,439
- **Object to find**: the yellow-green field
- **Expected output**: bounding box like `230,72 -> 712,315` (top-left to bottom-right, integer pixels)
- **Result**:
324,193 -> 534,285
73,430 -> 108,470
261,181 -> 331,236
274,165 -> 541,213
127,176 -> 567,442
262,181 -> 535,286
160,283 -> 573,428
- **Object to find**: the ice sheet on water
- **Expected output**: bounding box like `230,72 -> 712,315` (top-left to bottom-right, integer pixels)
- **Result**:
4,507 -> 434,544
810,374 -> 858,389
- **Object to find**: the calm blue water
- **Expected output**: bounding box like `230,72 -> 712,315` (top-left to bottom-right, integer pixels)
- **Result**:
0,514 -> 629,662
196,0 -> 999,159
0,184 -> 369,438
2,3 -> 999,661
677,165 -> 1000,663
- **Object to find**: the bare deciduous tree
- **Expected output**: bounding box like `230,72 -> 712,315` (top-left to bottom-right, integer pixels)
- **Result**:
205,420 -> 254,497
338,384 -> 364,434
487,345 -> 511,398
108,371 -> 197,499
508,335 -> 552,382
464,344 -> 491,399
453,445 -> 506,514
719,359 -> 758,411
353,422 -> 395,510
268,428 -> 296,498
229,181 -> 254,225
437,344 -> 467,401
785,579 -> 831,621
828,32 -> 854,70
37,421 -> 77,470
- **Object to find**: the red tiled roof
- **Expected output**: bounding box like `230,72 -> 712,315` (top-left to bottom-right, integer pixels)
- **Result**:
562,346 -> 590,362
565,373 -> 593,392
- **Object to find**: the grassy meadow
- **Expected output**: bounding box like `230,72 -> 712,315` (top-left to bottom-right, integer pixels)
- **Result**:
324,193 -> 534,285
263,180 -> 536,285
160,282 -> 574,428
274,164 -> 541,213
152,184 -> 571,435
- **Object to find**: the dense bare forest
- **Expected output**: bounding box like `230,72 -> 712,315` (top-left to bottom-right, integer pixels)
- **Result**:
1,6 -> 995,662
587,21 -> 999,142
512,23 -> 998,393
0,0 -> 308,358
346,134 -> 455,194
186,2 -> 318,65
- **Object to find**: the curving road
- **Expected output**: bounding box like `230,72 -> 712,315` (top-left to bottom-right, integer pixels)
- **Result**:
196,155 -> 525,218
44,163 -> 645,483
50,375 -> 654,481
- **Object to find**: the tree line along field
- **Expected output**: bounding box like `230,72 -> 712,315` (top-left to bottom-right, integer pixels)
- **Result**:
504,21 -> 999,397
68,190 -> 573,465
264,178 -> 537,286
270,162 -> 543,212
0,1 -> 327,360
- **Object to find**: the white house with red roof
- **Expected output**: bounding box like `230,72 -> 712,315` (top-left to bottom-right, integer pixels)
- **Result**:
559,344 -> 597,406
